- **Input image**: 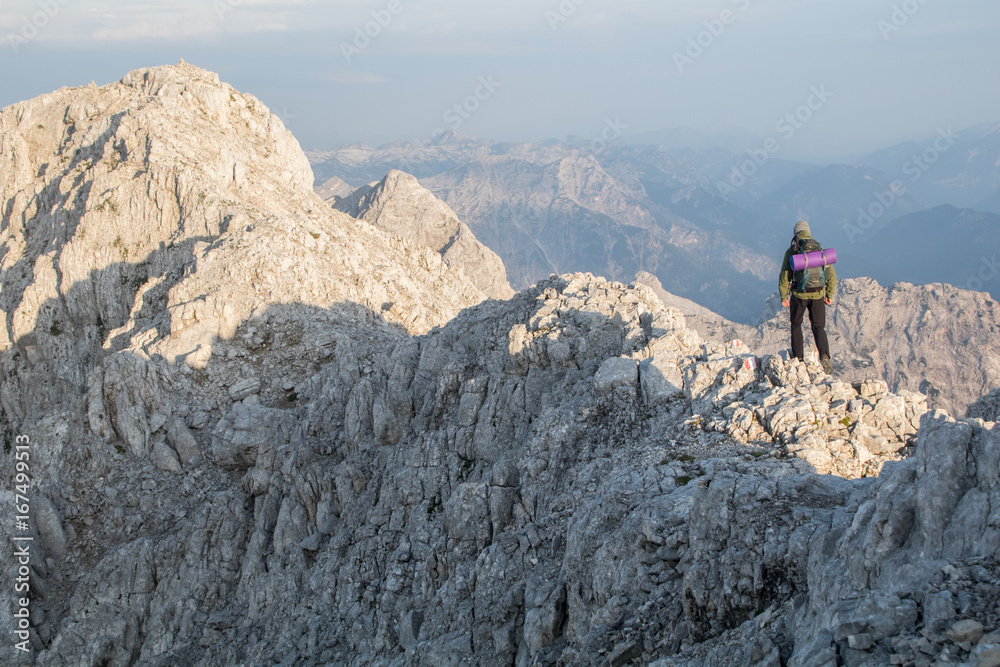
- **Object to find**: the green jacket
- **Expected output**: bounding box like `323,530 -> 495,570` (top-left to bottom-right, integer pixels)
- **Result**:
778,231 -> 836,301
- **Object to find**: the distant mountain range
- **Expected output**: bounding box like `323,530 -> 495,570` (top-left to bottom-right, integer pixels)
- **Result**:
978,188 -> 1000,215
307,123 -> 1000,321
858,123 -> 1000,208
849,205 -> 1000,291
624,124 -> 763,154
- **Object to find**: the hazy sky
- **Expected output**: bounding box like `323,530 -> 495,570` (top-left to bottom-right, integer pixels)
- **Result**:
2,0 -> 998,161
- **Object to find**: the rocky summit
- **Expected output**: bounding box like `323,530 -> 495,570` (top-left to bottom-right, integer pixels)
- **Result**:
637,271 -> 1000,418
332,169 -> 515,301
1,64 -> 999,667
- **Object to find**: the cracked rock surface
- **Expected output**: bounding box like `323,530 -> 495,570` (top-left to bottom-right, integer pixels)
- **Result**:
332,169 -> 515,301
1,64 -> 999,667
637,270 -> 1000,418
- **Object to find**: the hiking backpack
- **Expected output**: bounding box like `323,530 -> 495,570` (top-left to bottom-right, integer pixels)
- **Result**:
791,237 -> 827,292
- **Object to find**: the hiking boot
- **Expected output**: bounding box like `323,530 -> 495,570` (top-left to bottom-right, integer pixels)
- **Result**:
820,355 -> 833,374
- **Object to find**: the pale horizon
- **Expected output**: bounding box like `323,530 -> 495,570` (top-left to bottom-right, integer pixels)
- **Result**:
2,0 -> 998,162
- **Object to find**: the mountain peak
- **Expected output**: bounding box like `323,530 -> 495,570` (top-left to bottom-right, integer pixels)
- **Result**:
0,64 -> 491,372
333,170 -> 515,300
429,128 -> 475,146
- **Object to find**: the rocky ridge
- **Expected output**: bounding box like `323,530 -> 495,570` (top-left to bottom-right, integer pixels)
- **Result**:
1,65 -> 999,667
332,169 -> 514,300
637,271 -> 1000,418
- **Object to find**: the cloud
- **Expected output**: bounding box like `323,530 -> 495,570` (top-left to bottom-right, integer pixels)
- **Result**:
0,1 -> 760,49
0,0 -> 322,45
5,0 -> 999,49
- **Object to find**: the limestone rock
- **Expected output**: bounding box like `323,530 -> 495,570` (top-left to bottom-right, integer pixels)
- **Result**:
949,619 -> 986,644
2,65 -> 999,667
166,416 -> 203,466
640,355 -> 685,405
152,437 -> 183,474
637,271 -> 1000,417
333,169 -> 515,300
594,356 -> 638,396
210,403 -> 295,470
967,387 -> 1000,421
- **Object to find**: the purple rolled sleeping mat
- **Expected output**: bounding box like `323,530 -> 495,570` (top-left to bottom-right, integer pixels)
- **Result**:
790,247 -> 837,271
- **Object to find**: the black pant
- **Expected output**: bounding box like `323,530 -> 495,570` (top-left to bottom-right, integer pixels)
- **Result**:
790,295 -> 830,361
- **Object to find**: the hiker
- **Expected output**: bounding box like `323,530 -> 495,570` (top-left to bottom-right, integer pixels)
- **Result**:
778,220 -> 836,373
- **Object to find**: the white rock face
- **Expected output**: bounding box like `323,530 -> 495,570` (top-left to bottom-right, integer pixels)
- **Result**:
315,175 -> 355,202
333,169 -> 515,300
1,66 -> 998,667
0,62 -> 488,367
